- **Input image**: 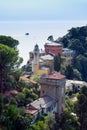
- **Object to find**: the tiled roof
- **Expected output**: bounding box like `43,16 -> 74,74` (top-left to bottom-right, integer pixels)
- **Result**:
41,71 -> 65,80
25,109 -> 38,115
4,90 -> 19,98
30,96 -> 56,110
20,76 -> 36,84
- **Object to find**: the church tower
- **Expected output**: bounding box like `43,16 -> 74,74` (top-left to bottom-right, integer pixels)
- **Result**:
32,44 -> 39,73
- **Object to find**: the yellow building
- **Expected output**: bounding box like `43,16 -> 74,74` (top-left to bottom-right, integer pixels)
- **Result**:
32,44 -> 54,75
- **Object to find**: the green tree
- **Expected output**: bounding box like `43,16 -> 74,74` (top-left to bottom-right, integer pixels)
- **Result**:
54,54 -> 61,72
0,37 -> 23,92
58,35 -> 68,48
15,92 -> 25,106
56,25 -> 87,81
13,69 -> 22,82
73,69 -> 82,80
65,65 -> 74,79
0,44 -> 18,92
3,105 -> 19,130
75,86 -> 87,130
45,114 -> 56,130
65,96 -> 74,112
74,55 -> 87,81
22,88 -> 38,101
31,74 -> 40,83
68,39 -> 85,55
32,121 -> 48,130
58,111 -> 79,130
5,105 -> 19,121
0,35 -> 19,49
0,94 -> 4,119
2,104 -> 31,130
14,114 -> 31,130
47,35 -> 54,41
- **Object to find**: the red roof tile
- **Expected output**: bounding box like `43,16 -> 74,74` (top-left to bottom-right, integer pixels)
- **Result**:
4,90 -> 19,98
25,109 -> 38,115
43,71 -> 65,80
20,76 -> 36,84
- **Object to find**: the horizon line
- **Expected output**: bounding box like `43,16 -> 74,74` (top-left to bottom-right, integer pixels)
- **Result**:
0,20 -> 87,22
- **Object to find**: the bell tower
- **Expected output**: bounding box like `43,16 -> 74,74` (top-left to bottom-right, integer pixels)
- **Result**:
32,44 -> 39,73
33,44 -> 39,64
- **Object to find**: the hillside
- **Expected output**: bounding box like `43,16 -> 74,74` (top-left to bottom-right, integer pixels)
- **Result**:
56,25 -> 87,81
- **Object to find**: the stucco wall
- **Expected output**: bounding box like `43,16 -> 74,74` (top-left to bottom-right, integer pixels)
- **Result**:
40,78 -> 66,115
45,45 -> 62,55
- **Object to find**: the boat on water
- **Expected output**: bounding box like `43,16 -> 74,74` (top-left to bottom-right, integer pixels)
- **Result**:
25,33 -> 29,35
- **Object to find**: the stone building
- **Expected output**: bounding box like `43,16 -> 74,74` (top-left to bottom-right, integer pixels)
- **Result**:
40,71 -> 66,115
26,71 -> 66,122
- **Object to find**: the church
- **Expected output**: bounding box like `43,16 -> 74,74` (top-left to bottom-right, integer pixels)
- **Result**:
32,44 -> 54,75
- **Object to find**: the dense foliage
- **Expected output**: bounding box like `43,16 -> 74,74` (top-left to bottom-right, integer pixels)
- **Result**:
0,35 -> 41,130
0,35 -> 23,92
54,54 -> 61,72
75,86 -> 87,130
56,25 -> 87,81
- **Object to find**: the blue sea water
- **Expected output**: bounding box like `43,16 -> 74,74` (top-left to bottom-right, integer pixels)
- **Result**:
0,20 -> 87,65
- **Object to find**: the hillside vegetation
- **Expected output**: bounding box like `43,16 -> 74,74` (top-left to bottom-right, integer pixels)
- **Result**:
56,25 -> 87,81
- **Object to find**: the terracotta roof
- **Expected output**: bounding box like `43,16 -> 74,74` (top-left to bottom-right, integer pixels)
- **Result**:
20,76 -> 36,84
25,109 -> 38,115
48,72 -> 65,80
10,90 -> 19,95
42,71 -> 65,80
4,90 -> 19,98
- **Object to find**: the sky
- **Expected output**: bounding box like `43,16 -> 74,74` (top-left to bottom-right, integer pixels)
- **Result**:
0,0 -> 87,65
0,0 -> 87,21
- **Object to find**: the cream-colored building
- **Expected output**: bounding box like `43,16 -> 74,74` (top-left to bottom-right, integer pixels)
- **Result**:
32,44 -> 54,75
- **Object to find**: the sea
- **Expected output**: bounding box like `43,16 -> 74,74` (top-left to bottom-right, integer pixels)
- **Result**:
0,20 -> 87,65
